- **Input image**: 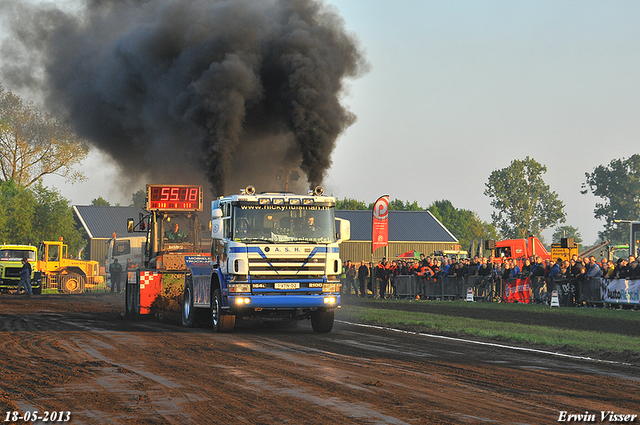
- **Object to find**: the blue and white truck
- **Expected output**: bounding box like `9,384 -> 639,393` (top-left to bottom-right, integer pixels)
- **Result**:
184,185 -> 350,333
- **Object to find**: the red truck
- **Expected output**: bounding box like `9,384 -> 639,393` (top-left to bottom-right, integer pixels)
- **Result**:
490,236 -> 550,266
487,236 -> 578,266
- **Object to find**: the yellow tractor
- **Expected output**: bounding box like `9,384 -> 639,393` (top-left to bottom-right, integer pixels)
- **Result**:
38,239 -> 104,293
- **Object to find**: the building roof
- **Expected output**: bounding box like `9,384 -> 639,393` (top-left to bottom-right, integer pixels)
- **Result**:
73,206 -> 147,239
74,206 -> 458,243
335,210 -> 458,243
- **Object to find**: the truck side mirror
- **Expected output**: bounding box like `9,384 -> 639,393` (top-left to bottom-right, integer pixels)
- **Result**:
211,209 -> 224,239
335,218 -> 350,243
127,219 -> 134,233
211,218 -> 223,239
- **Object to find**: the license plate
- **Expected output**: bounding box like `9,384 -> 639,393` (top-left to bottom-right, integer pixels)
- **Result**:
274,282 -> 299,290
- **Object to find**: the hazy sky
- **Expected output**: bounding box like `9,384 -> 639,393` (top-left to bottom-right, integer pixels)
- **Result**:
13,0 -> 640,245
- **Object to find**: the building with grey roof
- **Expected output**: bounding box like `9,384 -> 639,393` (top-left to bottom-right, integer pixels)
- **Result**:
73,206 -> 462,266
73,206 -> 146,265
335,210 -> 462,263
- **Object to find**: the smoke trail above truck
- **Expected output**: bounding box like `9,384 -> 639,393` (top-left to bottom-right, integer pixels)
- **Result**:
0,0 -> 367,195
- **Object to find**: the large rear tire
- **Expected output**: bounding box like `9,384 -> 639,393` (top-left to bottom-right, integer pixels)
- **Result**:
211,288 -> 235,332
125,281 -> 137,316
61,275 -> 85,294
311,308 -> 335,333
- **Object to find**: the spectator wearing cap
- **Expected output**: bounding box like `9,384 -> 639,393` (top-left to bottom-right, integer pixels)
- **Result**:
569,258 -> 582,278
548,258 -> 562,279
615,258 -> 629,279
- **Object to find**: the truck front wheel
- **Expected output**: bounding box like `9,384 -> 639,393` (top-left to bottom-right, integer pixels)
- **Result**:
211,288 -> 235,333
311,308 -> 335,333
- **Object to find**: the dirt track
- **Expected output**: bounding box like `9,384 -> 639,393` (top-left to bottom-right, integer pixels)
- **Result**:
1,294 -> 639,424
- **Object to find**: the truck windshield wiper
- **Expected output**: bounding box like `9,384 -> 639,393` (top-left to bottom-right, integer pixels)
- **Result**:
242,238 -> 275,244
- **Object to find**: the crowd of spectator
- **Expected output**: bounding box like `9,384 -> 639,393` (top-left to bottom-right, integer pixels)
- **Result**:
342,252 -> 640,299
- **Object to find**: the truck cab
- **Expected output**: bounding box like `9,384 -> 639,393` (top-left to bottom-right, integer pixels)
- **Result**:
201,185 -> 350,332
0,245 -> 41,294
492,237 -> 550,266
107,236 -> 147,272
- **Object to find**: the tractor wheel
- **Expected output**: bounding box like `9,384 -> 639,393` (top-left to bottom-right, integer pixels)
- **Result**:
125,282 -> 136,316
61,275 -> 85,294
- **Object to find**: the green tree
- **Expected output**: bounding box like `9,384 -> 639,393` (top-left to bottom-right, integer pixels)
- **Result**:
91,196 -> 111,206
388,199 -> 424,211
130,189 -> 146,207
427,199 -> 499,251
336,197 -> 426,211
335,197 -> 369,210
32,182 -> 86,256
0,85 -> 89,187
0,180 -> 85,255
581,154 -> 640,244
484,157 -> 566,239
1,180 -> 35,244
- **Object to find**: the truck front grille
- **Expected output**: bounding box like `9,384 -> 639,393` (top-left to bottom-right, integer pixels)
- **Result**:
4,267 -> 21,278
248,257 -> 325,277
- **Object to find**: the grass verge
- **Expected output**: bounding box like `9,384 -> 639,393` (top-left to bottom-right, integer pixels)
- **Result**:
337,302 -> 640,360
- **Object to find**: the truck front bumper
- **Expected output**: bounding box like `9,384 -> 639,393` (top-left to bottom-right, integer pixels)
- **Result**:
227,294 -> 340,310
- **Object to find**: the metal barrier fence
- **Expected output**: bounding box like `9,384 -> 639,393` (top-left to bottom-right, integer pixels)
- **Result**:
358,274 -> 611,306
530,276 -> 606,306
392,275 -> 500,301
42,275 -> 108,294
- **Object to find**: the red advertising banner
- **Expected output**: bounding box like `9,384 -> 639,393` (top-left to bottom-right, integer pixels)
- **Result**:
372,195 -> 390,254
503,278 -> 531,303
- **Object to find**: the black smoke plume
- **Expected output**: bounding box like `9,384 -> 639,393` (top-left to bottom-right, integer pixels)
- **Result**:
0,0 -> 366,195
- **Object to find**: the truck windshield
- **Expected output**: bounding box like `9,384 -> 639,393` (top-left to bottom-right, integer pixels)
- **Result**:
0,250 -> 36,261
233,205 -> 335,243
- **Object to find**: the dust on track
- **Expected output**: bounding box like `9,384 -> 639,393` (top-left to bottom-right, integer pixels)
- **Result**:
0,293 -> 639,424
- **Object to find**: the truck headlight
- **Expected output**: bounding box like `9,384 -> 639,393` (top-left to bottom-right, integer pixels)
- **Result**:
235,297 -> 251,305
229,283 -> 251,293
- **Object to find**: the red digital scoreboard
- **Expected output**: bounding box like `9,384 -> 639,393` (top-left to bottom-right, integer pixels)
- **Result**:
146,185 -> 203,211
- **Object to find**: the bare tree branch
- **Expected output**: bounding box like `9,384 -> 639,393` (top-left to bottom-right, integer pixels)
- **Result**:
0,84 -> 88,187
